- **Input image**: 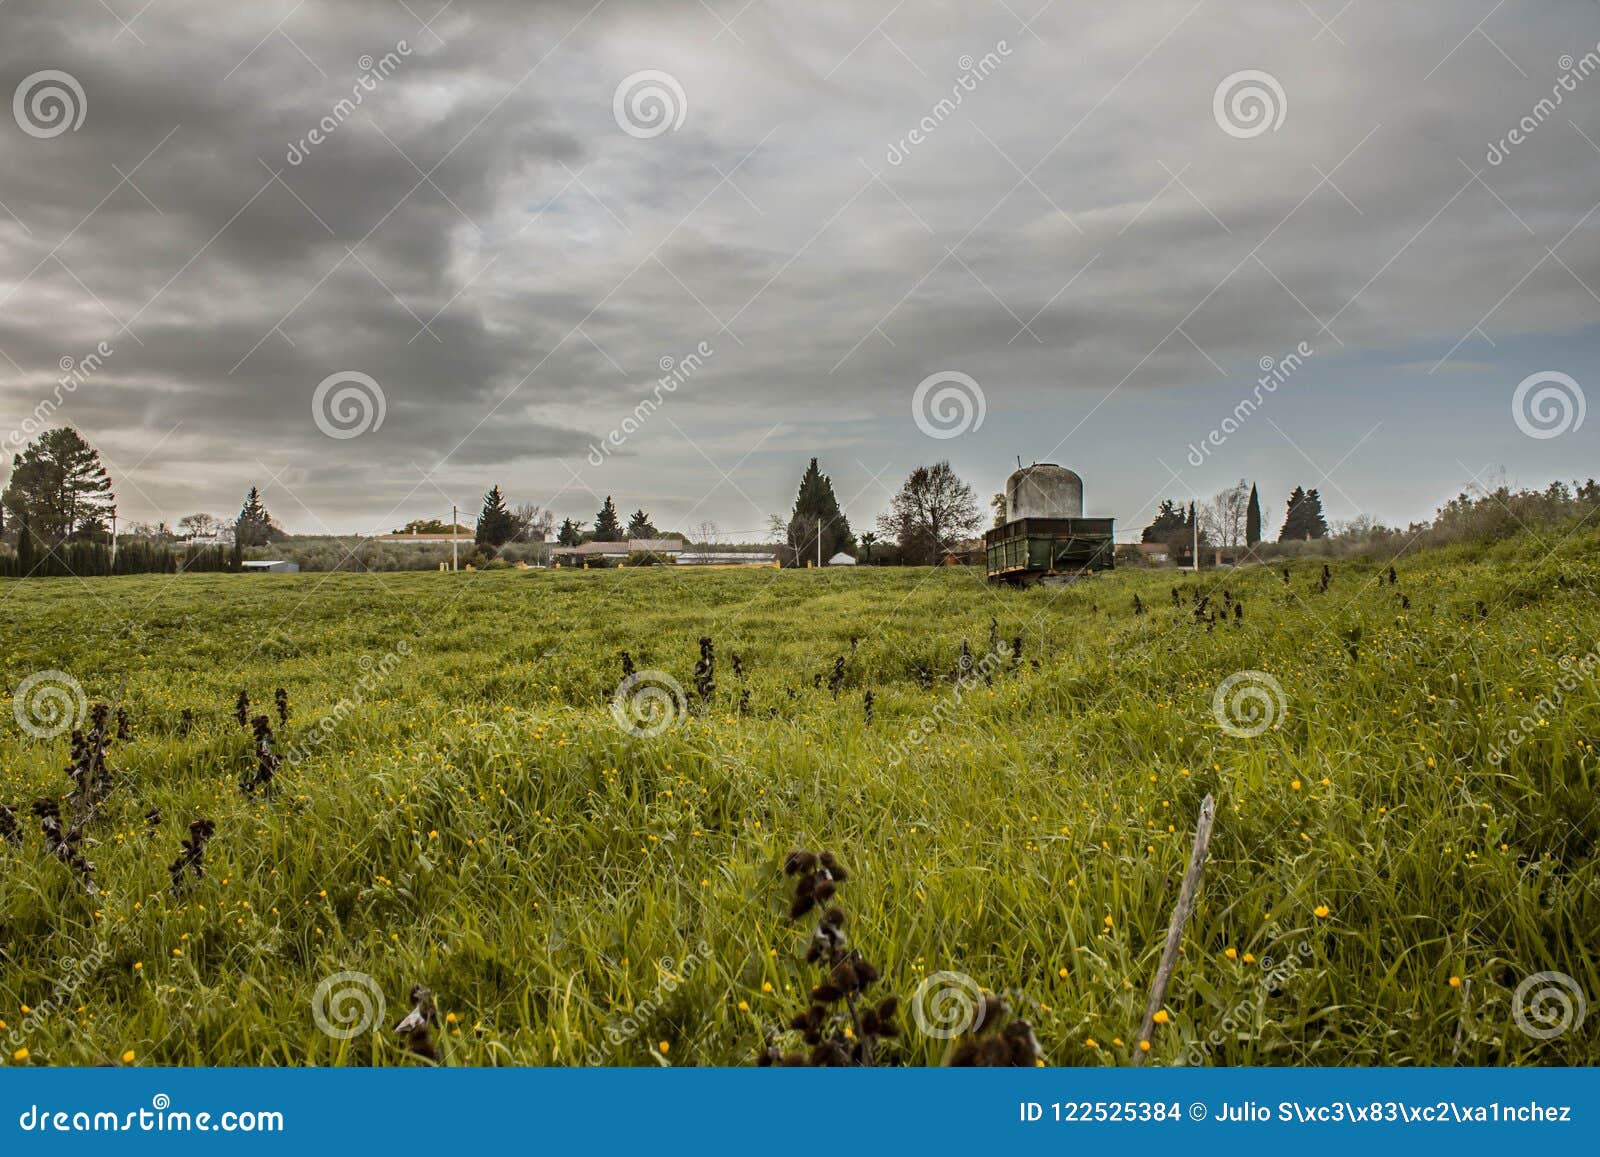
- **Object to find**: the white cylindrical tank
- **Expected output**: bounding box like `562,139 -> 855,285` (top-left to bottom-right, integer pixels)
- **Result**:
1006,463 -> 1083,520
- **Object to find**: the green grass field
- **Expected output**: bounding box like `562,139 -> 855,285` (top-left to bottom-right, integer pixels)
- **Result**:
2,528 -> 1597,1066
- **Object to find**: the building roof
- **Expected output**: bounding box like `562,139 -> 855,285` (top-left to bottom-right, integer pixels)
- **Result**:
554,538 -> 683,555
677,551 -> 777,563
827,551 -> 857,565
554,541 -> 629,555
374,533 -> 475,543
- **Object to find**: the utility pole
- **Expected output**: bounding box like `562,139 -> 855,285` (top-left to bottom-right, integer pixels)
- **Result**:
1192,511 -> 1200,573
452,504 -> 458,573
110,512 -> 118,571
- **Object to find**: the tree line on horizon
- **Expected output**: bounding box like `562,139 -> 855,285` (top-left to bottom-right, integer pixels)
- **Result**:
4,424 -> 1599,577
467,455 -> 989,568
1139,481 -> 1331,559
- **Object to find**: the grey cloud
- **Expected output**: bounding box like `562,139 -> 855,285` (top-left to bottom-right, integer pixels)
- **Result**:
2,0 -> 1598,536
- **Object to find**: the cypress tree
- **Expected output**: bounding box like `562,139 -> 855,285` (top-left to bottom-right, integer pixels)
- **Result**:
1245,483 -> 1262,546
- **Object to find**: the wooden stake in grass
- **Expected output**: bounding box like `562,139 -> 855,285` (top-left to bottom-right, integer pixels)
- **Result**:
1133,792 -> 1215,1065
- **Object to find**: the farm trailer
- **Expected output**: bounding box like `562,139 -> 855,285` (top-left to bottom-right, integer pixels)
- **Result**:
984,516 -> 1115,586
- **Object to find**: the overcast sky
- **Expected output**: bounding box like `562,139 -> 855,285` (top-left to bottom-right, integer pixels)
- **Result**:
1,0 -> 1597,540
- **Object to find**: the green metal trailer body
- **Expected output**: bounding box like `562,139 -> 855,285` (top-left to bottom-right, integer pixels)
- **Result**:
984,516 -> 1115,585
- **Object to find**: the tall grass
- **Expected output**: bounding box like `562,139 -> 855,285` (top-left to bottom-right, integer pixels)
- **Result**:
1,525 -> 1597,1065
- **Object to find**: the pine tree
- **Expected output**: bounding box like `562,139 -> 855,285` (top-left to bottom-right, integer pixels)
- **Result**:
1300,488 -> 1329,538
1280,486 -> 1328,540
626,509 -> 658,539
786,458 -> 854,565
16,511 -> 34,575
234,486 -> 282,548
2,427 -> 116,546
1142,499 -> 1187,543
1245,483 -> 1262,547
475,486 -> 517,547
1279,487 -> 1304,540
593,496 -> 623,542
556,518 -> 584,547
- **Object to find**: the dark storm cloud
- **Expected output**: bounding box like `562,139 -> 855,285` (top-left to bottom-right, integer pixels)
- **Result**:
1,0 -> 1598,535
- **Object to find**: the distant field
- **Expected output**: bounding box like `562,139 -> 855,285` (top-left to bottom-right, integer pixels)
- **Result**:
1,532 -> 1597,1065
